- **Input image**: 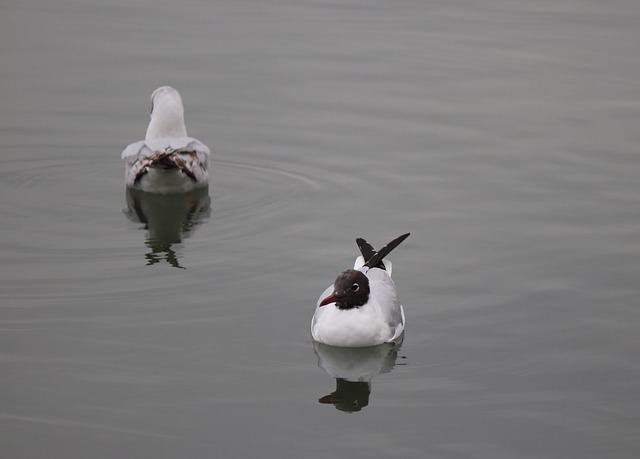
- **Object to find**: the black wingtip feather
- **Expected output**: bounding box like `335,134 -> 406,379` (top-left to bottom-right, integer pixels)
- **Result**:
363,233 -> 410,270
356,237 -> 387,270
356,238 -> 377,263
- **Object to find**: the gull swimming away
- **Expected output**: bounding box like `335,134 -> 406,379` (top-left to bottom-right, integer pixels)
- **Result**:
311,233 -> 410,347
121,86 -> 210,194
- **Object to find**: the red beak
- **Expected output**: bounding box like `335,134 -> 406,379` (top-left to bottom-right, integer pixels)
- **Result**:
319,292 -> 338,307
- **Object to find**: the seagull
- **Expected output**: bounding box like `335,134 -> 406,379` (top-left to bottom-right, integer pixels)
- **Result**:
311,233 -> 410,347
121,86 -> 210,194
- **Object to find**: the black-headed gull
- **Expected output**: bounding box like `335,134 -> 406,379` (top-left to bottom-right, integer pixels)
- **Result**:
121,86 -> 210,194
311,233 -> 410,347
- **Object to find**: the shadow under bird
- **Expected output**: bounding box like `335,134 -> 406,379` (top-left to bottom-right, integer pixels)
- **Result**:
311,233 -> 410,347
121,86 -> 211,194
314,339 -> 404,412
123,187 -> 211,268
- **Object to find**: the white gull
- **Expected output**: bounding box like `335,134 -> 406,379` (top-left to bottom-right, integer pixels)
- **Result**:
121,86 -> 210,194
311,233 -> 410,347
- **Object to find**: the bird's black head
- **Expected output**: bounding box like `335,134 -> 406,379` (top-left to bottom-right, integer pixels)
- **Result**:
320,269 -> 370,310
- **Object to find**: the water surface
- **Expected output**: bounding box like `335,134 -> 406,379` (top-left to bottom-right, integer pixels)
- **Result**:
2,0 -> 639,458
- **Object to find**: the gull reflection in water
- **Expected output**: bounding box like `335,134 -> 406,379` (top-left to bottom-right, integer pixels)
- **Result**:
313,335 -> 404,413
123,187 -> 211,268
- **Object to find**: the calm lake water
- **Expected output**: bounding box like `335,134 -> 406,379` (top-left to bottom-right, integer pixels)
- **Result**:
2,0 -> 639,457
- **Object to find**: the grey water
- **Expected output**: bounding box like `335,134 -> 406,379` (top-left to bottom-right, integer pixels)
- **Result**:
2,0 -> 639,457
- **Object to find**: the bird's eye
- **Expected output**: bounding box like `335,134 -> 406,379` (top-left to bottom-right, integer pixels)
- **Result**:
351,283 -> 359,292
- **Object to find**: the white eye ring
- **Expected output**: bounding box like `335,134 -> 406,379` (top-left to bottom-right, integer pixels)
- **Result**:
351,283 -> 360,292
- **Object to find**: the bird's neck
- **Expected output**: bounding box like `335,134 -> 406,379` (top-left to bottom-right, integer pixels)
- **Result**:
335,297 -> 368,310
145,105 -> 188,139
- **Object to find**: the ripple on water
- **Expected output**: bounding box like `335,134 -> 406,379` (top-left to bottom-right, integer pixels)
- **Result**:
206,155 -> 325,241
1,149 -> 340,303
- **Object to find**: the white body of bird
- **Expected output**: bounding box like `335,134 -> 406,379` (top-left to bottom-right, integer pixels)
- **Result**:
311,264 -> 405,347
311,234 -> 409,347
